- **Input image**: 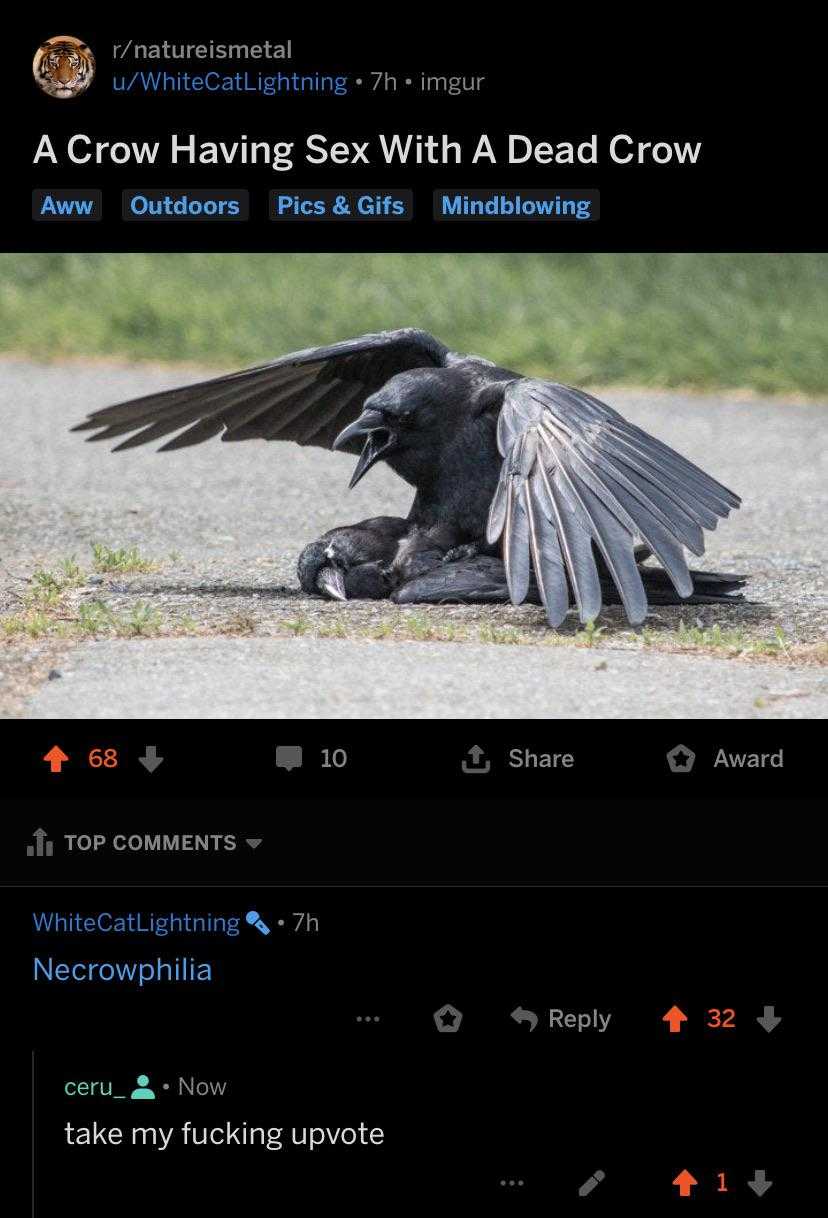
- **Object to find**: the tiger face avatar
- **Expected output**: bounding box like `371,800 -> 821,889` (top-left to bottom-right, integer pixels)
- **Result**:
33,35 -> 95,99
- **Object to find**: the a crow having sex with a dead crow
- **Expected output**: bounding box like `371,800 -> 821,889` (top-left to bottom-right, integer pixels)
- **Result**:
74,328 -> 746,625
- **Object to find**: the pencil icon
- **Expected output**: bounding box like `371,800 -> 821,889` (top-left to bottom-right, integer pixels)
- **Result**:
578,1170 -> 606,1197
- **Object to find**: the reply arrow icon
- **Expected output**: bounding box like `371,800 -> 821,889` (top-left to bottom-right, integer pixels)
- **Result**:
510,1006 -> 539,1031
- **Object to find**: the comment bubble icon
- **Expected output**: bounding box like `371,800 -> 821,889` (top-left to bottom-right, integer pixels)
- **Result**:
275,745 -> 303,772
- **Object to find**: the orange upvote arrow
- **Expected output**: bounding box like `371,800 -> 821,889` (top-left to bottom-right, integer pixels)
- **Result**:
662,1004 -> 688,1034
43,745 -> 69,774
673,1169 -> 698,1198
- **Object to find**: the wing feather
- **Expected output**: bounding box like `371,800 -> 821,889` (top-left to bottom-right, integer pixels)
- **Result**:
547,435 -> 694,600
525,476 -> 569,626
486,464 -> 509,545
73,329 -> 450,452
110,371 -> 322,451
583,445 -> 705,554
583,463 -> 694,597
535,457 -> 603,622
158,417 -> 227,451
502,431 -> 536,605
488,378 -> 740,626
568,478 -> 648,623
596,429 -> 727,525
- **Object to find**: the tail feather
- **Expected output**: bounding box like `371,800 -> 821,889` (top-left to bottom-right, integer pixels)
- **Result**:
638,564 -> 747,606
391,553 -> 748,612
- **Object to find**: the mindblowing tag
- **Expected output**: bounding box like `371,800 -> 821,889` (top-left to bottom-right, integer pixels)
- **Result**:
435,190 -> 599,221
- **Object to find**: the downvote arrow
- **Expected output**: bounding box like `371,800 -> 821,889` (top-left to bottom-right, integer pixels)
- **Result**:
245,838 -> 263,850
138,745 -> 164,773
756,1005 -> 782,1033
747,1169 -> 773,1197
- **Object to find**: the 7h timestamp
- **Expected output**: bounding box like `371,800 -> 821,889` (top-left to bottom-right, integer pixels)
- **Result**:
368,71 -> 485,94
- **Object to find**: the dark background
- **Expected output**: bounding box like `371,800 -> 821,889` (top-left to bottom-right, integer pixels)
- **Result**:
8,881 -> 821,1211
6,25 -> 825,1213
10,27 -> 823,252
2,716 -> 820,889
1,718 -> 819,885
5,762 -> 824,1211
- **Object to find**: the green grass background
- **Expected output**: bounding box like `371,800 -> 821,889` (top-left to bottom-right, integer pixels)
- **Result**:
1,252 -> 826,394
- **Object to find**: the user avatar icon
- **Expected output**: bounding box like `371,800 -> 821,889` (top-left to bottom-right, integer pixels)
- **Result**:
33,36 -> 96,100
130,1074 -> 156,1100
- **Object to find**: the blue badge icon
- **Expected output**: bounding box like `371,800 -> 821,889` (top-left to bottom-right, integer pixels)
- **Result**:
246,910 -> 271,936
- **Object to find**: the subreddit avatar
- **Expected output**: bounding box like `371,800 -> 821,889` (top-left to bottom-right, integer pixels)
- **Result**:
33,35 -> 95,99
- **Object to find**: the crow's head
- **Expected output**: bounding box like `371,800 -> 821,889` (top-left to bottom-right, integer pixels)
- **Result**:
333,368 -> 463,489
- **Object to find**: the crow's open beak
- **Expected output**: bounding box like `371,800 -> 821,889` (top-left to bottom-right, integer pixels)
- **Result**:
333,408 -> 396,489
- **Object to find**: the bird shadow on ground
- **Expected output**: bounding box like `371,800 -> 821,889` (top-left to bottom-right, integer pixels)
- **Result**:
114,581 -> 303,600
621,600 -> 773,632
108,579 -> 773,639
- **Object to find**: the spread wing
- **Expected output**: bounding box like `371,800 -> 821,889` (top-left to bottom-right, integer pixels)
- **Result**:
486,379 -> 741,626
72,328 -> 449,453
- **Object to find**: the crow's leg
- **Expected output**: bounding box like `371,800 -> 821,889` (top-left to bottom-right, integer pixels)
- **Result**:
297,516 -> 408,601
442,541 -> 483,563
389,522 -> 480,585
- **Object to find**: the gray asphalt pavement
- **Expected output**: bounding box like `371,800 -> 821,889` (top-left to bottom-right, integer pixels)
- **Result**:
25,637 -> 828,719
2,360 -> 826,719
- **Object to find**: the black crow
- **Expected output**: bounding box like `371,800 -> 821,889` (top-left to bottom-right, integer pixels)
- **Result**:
73,328 -> 745,626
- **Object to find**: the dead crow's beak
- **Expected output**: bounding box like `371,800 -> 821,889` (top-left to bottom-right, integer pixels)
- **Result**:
333,408 -> 396,489
316,565 -> 347,600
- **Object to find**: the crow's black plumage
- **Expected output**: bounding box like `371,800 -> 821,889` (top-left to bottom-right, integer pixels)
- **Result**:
74,328 -> 746,625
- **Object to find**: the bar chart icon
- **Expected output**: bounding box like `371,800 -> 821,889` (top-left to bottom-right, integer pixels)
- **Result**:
27,828 -> 54,857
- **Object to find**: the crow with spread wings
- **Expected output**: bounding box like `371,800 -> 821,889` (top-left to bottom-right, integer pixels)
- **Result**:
74,328 -> 745,625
